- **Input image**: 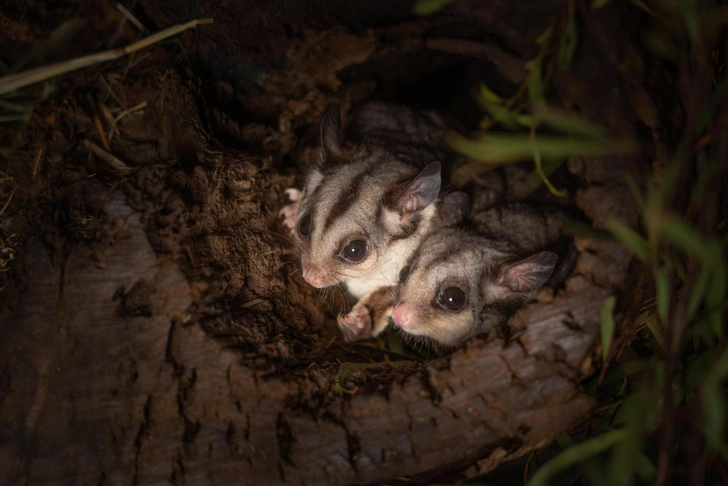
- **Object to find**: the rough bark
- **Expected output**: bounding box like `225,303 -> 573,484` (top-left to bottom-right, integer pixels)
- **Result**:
0,0 -> 663,484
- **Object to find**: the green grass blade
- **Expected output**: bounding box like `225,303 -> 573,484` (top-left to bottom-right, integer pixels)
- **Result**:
413,0 -> 451,15
700,348 -> 728,454
605,218 -> 649,261
556,432 -> 577,449
527,60 -> 545,103
448,132 -> 634,163
478,83 -> 504,103
531,141 -> 567,196
654,267 -> 670,323
641,30 -> 677,60
534,108 -> 607,138
706,241 -> 726,337
557,2 -> 578,70
687,268 -> 711,319
0,18 -> 213,95
632,452 -> 656,482
645,316 -> 665,349
600,296 -> 616,362
475,97 -> 520,130
624,174 -> 646,210
662,216 -> 713,264
527,429 -> 630,486
585,359 -> 650,395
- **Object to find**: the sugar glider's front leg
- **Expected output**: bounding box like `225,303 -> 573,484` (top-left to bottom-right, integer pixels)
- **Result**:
337,286 -> 396,342
279,188 -> 302,233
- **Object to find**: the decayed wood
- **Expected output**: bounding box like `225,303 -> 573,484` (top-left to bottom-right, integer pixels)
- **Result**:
0,0 -> 655,484
0,192 -> 624,485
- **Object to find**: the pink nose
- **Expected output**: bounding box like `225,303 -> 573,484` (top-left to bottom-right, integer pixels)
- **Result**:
392,303 -> 417,329
303,265 -> 329,288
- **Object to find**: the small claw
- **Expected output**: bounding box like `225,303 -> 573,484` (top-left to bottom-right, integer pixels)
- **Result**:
279,202 -> 300,232
285,188 -> 303,203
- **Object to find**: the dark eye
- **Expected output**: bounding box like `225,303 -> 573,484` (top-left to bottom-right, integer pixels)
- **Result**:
341,239 -> 368,262
437,286 -> 466,311
298,215 -> 311,239
399,264 -> 411,283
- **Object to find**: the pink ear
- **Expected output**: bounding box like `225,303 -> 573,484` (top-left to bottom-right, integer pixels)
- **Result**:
397,162 -> 441,218
500,252 -> 558,293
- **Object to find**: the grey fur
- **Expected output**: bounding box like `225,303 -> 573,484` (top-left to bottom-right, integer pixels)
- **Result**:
284,102 -> 461,330
394,202 -> 578,347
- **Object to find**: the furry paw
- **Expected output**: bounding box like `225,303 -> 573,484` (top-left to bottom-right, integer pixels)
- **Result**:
337,303 -> 372,342
279,188 -> 302,232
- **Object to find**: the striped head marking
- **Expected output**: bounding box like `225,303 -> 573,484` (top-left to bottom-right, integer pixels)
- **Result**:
392,229 -> 558,347
294,106 -> 443,296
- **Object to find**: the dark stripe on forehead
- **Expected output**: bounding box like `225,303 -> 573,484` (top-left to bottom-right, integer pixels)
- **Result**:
419,239 -> 463,274
321,168 -> 367,232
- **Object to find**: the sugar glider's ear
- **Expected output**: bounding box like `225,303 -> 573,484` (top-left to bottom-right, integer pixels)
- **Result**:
320,106 -> 347,163
439,191 -> 470,226
497,251 -> 558,294
397,162 -> 442,219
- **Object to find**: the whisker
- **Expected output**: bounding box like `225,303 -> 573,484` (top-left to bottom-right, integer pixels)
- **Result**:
326,288 -> 334,311
336,284 -> 351,312
332,269 -> 358,280
318,287 -> 328,303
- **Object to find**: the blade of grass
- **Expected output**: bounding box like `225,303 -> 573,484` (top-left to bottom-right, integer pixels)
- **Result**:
633,452 -> 657,482
448,132 -> 634,163
530,126 -> 567,196
527,429 -> 630,486
700,348 -> 728,456
654,267 -> 670,323
686,268 -> 710,318
0,114 -> 29,123
645,316 -> 665,350
605,218 -> 649,261
557,0 -> 578,70
600,296 -> 617,362
556,432 -> 577,449
413,0 -> 452,15
526,59 -> 545,103
478,83 -> 504,103
0,18 -> 213,95
662,216 -> 714,264
585,358 -> 650,395
624,174 -> 646,210
532,107 -> 607,138
0,99 -> 27,113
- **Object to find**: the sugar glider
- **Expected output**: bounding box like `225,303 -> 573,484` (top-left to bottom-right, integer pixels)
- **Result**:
390,203 -> 579,347
280,102 -> 468,341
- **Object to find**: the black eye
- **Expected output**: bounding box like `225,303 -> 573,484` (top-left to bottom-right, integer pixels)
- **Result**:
298,215 -> 311,239
399,264 -> 411,283
341,239 -> 368,262
437,286 -> 466,311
